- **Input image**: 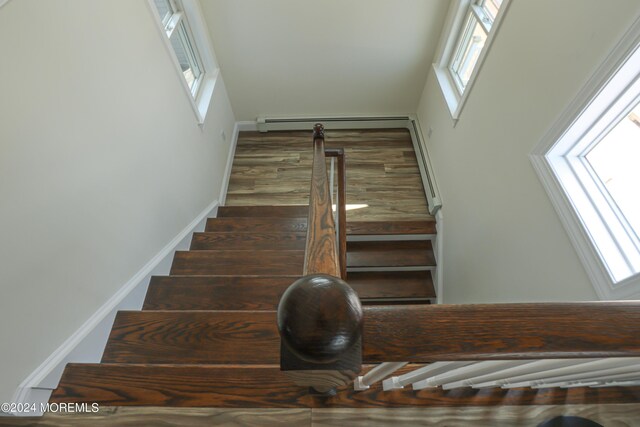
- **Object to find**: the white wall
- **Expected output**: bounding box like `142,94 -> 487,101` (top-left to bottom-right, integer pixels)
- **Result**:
0,0 -> 235,403
417,0 -> 640,303
200,0 -> 449,121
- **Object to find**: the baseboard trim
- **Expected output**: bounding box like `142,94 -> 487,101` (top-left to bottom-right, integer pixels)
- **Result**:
236,121 -> 258,131
219,122 -> 241,206
7,200 -> 219,417
255,115 -> 412,132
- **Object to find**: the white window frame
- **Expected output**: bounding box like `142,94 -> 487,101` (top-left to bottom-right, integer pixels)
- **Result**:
530,16 -> 640,300
432,0 -> 511,122
148,0 -> 219,125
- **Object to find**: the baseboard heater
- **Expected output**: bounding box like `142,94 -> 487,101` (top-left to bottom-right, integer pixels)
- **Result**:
255,115 -> 442,215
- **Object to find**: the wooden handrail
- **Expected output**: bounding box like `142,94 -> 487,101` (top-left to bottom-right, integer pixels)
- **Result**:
362,303 -> 640,362
324,148 -> 347,280
277,124 -> 361,394
303,124 -> 340,277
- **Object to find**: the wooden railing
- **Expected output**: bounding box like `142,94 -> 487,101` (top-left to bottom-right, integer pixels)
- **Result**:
277,124 -> 361,393
323,147 -> 346,280
356,302 -> 640,391
278,125 -> 640,396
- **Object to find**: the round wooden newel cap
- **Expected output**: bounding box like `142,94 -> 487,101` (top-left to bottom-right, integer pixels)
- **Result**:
277,274 -> 363,363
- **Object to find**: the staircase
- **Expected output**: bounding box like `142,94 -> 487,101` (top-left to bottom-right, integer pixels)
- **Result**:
49,205 -> 437,407
45,126 -> 640,414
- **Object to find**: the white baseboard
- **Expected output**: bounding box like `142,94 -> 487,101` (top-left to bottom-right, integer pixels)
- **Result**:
236,121 -> 258,131
219,122 -> 241,206
255,115 -> 412,132
6,200 -> 219,417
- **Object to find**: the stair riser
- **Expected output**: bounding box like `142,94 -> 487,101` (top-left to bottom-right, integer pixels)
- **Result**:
143,276 -> 297,310
191,232 -> 306,251
205,218 -> 308,233
170,251 -> 304,276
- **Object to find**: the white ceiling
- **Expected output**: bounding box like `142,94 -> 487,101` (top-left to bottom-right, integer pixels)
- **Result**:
199,0 -> 450,121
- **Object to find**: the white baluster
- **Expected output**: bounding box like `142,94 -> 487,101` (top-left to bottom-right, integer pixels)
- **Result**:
382,361 -> 473,390
354,362 -> 408,391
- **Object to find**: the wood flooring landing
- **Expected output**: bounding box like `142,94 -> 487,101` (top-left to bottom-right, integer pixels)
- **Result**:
225,129 -> 431,222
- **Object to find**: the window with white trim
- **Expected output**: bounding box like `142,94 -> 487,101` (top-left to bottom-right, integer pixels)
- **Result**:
149,0 -> 218,124
531,21 -> 640,299
433,0 -> 510,120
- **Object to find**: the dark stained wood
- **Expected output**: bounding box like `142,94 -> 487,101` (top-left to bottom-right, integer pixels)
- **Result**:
278,275 -> 362,364
99,304 -> 640,366
347,241 -> 435,267
143,276 -> 298,310
325,148 -> 347,280
347,271 -> 436,300
50,364 -> 640,408
50,365 -> 308,407
304,124 -> 340,277
102,311 -> 280,364
217,205 -> 309,218
362,303 -> 640,362
170,250 -> 304,276
190,232 -> 306,250
346,221 -> 436,235
205,217 -> 307,233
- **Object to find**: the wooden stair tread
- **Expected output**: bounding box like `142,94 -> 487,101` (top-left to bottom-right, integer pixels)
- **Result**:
347,240 -> 435,267
205,217 -> 307,233
190,232 -> 306,251
170,250 -> 304,276
218,205 -> 309,218
143,276 -> 297,310
50,364 -> 306,407
347,271 -> 436,300
104,308 -> 497,365
50,364 -> 640,407
346,220 -> 435,235
102,311 -> 280,364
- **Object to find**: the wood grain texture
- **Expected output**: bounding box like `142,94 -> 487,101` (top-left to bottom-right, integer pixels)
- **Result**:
312,405 -> 640,426
102,311 -> 280,364
6,405 -> 640,426
277,274 -> 362,365
143,276 -> 298,310
347,271 -> 436,299
1,408 -> 311,427
170,250 -> 304,276
50,365 -> 308,407
217,205 -> 309,218
346,220 -> 436,235
362,303 -> 640,362
205,217 -> 308,233
304,126 -> 340,277
49,364 -> 640,408
102,302 -> 640,366
225,129 -> 432,222
347,241 -> 435,267
190,232 -> 307,250
324,148 -> 347,279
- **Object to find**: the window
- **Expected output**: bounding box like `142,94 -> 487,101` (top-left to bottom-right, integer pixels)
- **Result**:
433,0 -> 510,120
149,0 -> 219,124
531,21 -> 640,299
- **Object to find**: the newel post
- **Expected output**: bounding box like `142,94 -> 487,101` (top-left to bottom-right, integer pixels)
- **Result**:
277,274 -> 363,394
